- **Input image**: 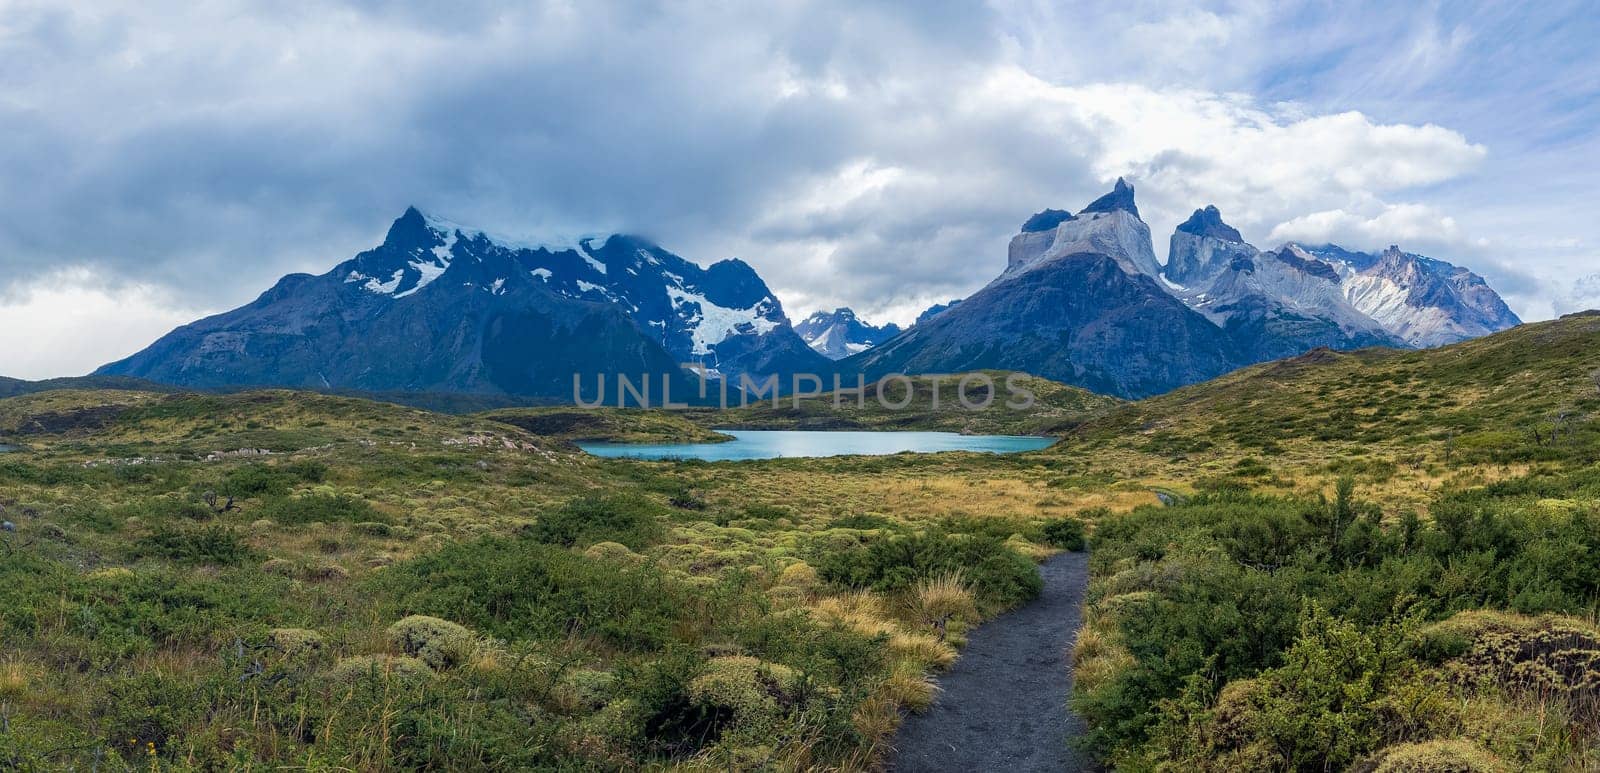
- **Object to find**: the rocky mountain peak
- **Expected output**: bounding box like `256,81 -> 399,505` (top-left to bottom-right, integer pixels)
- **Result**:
1005,178 -> 1159,279
795,307 -> 901,360
1079,177 -> 1139,219
1021,208 -> 1075,233
1175,205 -> 1243,242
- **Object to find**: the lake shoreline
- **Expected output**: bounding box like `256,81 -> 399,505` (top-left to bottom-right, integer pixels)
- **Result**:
577,429 -> 1057,461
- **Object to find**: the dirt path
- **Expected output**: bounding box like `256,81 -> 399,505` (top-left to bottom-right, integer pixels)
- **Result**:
890,551 -> 1096,772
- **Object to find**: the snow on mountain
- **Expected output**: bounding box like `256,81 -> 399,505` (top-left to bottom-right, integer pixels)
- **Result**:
1284,243 -> 1521,347
97,207 -> 828,398
1160,207 -> 1402,359
1002,178 -> 1162,280
794,308 -> 902,360
848,180 -> 1240,399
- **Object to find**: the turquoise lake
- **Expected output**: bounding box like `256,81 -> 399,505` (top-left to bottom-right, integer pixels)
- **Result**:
576,430 -> 1056,461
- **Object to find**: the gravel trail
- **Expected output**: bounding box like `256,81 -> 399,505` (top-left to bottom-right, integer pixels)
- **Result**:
890,551 -> 1096,772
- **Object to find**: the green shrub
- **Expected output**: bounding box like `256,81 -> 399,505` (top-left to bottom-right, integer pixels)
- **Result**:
815,531 -> 1041,610
254,493 -> 385,525
132,525 -> 253,565
1040,517 -> 1086,551
99,671 -> 202,752
379,536 -> 687,650
525,493 -> 666,550
218,462 -> 321,498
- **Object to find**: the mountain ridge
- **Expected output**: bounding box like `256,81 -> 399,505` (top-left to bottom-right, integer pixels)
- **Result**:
848,181 -> 1519,398
97,207 -> 830,401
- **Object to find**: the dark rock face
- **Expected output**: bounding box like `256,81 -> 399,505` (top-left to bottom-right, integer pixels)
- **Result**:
97,209 -> 829,401
1175,205 -> 1242,242
794,308 -> 902,360
1078,177 -> 1139,219
1020,209 -> 1076,233
849,251 -> 1239,399
914,300 -> 962,326
1269,248 -> 1341,282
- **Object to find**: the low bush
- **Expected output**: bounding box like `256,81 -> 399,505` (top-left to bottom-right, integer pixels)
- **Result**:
254,493 -> 385,525
814,531 -> 1041,610
386,615 -> 475,670
1040,516 -> 1086,551
379,536 -> 687,650
525,493 -> 666,550
132,525 -> 253,565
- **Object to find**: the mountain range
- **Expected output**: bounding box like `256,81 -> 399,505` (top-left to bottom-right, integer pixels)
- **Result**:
846,179 -> 1519,397
95,183 -> 1521,401
97,208 -> 827,401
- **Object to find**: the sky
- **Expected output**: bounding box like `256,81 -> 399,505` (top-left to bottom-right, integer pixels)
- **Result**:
2,0 -> 1598,379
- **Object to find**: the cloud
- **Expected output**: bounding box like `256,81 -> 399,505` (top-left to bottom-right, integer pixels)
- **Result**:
0,268 -> 215,380
1267,203 -> 1465,252
0,0 -> 1594,374
736,71 -> 1489,324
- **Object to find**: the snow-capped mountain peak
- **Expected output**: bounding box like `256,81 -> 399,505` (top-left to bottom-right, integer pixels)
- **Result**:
795,307 -> 903,360
99,208 -> 829,396
1282,242 -> 1521,347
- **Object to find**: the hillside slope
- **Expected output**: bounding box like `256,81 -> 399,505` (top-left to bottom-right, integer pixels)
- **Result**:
1063,312 -> 1600,498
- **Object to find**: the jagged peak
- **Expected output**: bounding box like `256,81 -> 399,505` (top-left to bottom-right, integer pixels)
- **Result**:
389,207 -> 607,254
382,206 -> 434,247
1269,246 -> 1340,282
1078,177 -> 1139,219
1021,208 -> 1075,233
1175,205 -> 1243,242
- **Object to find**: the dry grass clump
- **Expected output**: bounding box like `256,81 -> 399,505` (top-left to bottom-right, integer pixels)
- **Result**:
326,654 -> 434,685
386,615 -> 476,670
908,572 -> 978,644
850,692 -> 901,755
887,631 -> 956,670
1004,533 -> 1054,561
1369,739 -> 1510,772
811,591 -> 896,639
0,659 -> 34,701
881,663 -> 938,713
1072,609 -> 1134,696
266,628 -> 325,659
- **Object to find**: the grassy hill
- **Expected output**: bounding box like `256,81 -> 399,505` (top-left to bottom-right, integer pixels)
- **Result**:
7,318 -> 1600,769
0,374 -> 177,399
1058,313 -> 1600,506
0,383 -> 1107,770
690,370 -> 1122,435
1062,315 -> 1600,770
